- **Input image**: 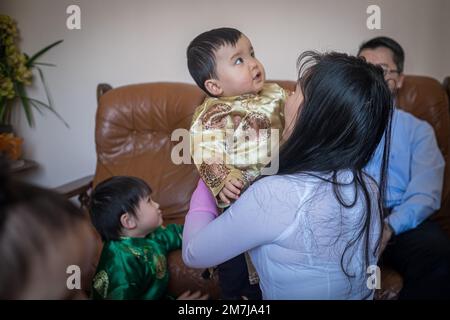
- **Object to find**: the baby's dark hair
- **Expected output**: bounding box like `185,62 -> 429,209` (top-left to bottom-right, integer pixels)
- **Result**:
187,27 -> 242,95
89,176 -> 152,241
0,155 -> 85,299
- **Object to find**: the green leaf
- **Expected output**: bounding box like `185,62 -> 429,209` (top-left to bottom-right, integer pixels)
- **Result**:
15,82 -> 34,127
28,99 -> 45,116
26,39 -> 63,67
36,67 -> 69,128
32,62 -> 56,67
24,97 -> 70,128
36,66 -> 54,109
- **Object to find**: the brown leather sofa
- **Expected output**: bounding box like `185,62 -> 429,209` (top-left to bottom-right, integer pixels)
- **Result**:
62,76 -> 450,299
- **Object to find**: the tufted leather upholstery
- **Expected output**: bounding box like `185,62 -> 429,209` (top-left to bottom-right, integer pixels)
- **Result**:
92,77 -> 449,299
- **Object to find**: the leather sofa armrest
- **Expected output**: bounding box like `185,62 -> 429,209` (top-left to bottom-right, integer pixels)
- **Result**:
53,174 -> 94,209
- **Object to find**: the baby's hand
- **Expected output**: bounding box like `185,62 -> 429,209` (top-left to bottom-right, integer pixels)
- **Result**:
218,178 -> 244,205
177,290 -> 209,300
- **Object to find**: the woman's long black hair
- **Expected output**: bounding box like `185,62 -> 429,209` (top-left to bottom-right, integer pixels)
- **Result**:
278,52 -> 393,280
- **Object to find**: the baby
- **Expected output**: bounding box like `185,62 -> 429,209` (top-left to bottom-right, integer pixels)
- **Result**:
188,27 -> 289,208
89,176 -> 207,300
187,27 -> 291,299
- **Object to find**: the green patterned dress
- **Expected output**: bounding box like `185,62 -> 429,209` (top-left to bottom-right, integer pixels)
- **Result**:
92,224 -> 183,300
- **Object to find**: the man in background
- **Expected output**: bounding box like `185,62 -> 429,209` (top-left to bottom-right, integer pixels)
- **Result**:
360,36 -> 450,299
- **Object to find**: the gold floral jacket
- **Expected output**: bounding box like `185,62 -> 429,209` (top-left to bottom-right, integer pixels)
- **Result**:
190,83 -> 287,207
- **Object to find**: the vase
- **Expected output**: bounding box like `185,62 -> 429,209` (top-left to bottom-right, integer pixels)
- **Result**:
0,124 -> 22,160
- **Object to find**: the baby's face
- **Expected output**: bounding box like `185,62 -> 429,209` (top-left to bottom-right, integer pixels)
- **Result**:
213,35 -> 266,97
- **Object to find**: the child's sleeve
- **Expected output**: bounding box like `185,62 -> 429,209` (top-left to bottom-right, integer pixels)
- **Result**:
92,248 -> 146,300
106,283 -> 141,300
190,100 -> 246,208
151,224 -> 184,252
101,264 -> 163,300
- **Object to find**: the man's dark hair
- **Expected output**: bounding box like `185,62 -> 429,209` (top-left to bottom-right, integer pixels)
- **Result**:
187,27 -> 242,95
358,36 -> 405,73
89,176 -> 152,241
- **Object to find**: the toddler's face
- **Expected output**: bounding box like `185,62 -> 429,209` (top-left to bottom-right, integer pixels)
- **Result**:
213,35 -> 265,97
134,196 -> 163,234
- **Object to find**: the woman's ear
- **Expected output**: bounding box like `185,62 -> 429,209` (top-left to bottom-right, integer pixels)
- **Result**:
204,79 -> 223,96
120,213 -> 137,230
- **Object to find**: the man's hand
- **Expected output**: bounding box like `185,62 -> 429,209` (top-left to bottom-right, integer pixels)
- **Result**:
177,290 -> 209,300
380,222 -> 394,254
218,178 -> 244,205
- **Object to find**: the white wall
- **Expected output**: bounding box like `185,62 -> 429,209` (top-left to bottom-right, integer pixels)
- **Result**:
1,0 -> 449,188
443,0 -> 450,73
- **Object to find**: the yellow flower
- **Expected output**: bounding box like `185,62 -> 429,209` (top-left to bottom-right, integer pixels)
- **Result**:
0,76 -> 15,99
3,36 -> 14,46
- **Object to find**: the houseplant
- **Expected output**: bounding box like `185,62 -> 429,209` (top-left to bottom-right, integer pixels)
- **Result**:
0,14 -> 67,160
0,14 -> 67,128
